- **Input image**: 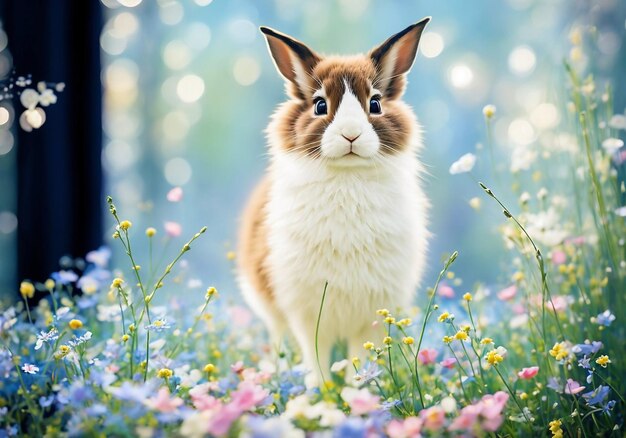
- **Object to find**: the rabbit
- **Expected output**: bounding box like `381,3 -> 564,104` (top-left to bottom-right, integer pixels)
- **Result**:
237,18 -> 431,388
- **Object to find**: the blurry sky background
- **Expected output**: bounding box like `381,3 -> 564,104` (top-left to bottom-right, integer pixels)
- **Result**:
1,0 -> 625,305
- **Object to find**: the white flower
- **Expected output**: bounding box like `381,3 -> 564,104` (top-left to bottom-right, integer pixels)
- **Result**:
510,146 -> 537,172
608,114 -> 626,130
39,89 -> 57,107
21,363 -> 39,374
449,153 -> 476,174
601,138 -> 624,154
55,82 -> 66,92
519,192 -> 531,204
537,187 -> 549,200
35,328 -> 59,350
523,208 -> 569,247
19,88 -> 39,109
330,359 -> 349,373
482,104 -> 496,118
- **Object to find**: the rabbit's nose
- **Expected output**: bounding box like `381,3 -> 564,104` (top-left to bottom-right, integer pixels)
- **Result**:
341,127 -> 362,143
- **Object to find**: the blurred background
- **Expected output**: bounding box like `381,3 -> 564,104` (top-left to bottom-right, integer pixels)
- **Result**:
0,0 -> 625,304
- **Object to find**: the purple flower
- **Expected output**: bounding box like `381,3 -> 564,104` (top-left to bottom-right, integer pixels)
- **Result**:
582,385 -> 610,406
547,377 -> 562,393
578,355 -> 591,369
571,341 -> 602,356
39,395 -> 54,408
595,310 -> 615,327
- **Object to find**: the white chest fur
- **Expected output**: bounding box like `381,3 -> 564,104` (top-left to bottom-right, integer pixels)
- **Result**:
265,152 -> 428,338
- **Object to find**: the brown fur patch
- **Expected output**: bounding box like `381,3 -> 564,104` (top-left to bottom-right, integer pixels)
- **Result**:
237,176 -> 273,300
270,55 -> 413,156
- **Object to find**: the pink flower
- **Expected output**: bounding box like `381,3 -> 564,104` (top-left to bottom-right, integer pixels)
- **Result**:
517,366 -> 539,379
420,405 -> 446,431
166,186 -> 184,202
145,387 -> 183,413
387,416 -> 423,438
231,361 -> 244,375
564,378 -> 585,395
21,363 -> 39,374
164,221 -> 182,237
438,283 -> 455,298
448,404 -> 481,431
479,391 -> 508,432
418,348 -> 439,365
440,357 -> 457,369
206,382 -> 269,436
189,383 -> 221,411
229,381 -> 269,411
341,387 -> 380,416
497,285 -> 517,301
551,250 -> 566,265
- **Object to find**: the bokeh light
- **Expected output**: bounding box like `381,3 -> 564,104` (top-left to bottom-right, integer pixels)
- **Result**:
420,32 -> 444,58
164,157 -> 192,186
448,63 -> 473,88
508,45 -> 536,76
176,74 -> 205,103
233,56 -> 261,86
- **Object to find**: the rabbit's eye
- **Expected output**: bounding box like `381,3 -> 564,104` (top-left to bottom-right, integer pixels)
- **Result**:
369,97 -> 382,114
314,98 -> 327,116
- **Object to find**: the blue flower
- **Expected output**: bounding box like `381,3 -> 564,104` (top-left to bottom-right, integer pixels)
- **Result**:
51,270 -> 79,285
547,377 -> 562,393
602,400 -> 616,414
39,395 -> 55,408
381,399 -> 401,411
354,361 -> 382,385
582,385 -> 610,406
594,310 -> 615,327
571,341 -> 602,356
333,417 -> 367,438
85,246 -> 111,268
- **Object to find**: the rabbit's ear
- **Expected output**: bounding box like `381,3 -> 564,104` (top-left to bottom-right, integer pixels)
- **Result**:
260,27 -> 320,98
369,18 -> 430,97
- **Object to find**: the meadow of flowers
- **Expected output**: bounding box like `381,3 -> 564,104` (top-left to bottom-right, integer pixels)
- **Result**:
1,29 -> 625,438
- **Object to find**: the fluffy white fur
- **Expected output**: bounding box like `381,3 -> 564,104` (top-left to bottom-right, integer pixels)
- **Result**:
243,89 -> 429,387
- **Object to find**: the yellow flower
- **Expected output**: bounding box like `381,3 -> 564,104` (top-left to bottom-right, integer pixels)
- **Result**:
512,271 -> 524,282
480,337 -> 494,345
226,251 -> 236,261
383,336 -> 393,345
595,355 -> 611,368
206,287 -> 217,298
68,319 -> 83,330
112,231 -> 120,239
119,220 -> 132,231
54,345 -> 71,359
443,336 -> 454,344
212,350 -> 222,358
485,349 -> 504,366
482,104 -> 496,119
454,330 -> 469,342
20,281 -> 35,299
128,323 -> 136,333
463,293 -> 472,301
351,357 -> 360,367
402,336 -> 414,345
363,341 -> 375,351
111,278 -> 124,288
384,316 -> 396,324
122,334 -> 130,342
549,342 -> 568,361
44,279 -> 55,290
376,309 -> 390,317
204,363 -> 217,373
460,324 -> 471,333
397,318 -> 412,327
549,419 -> 563,438
145,227 -> 157,237
157,368 -> 173,379
438,312 -> 451,323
